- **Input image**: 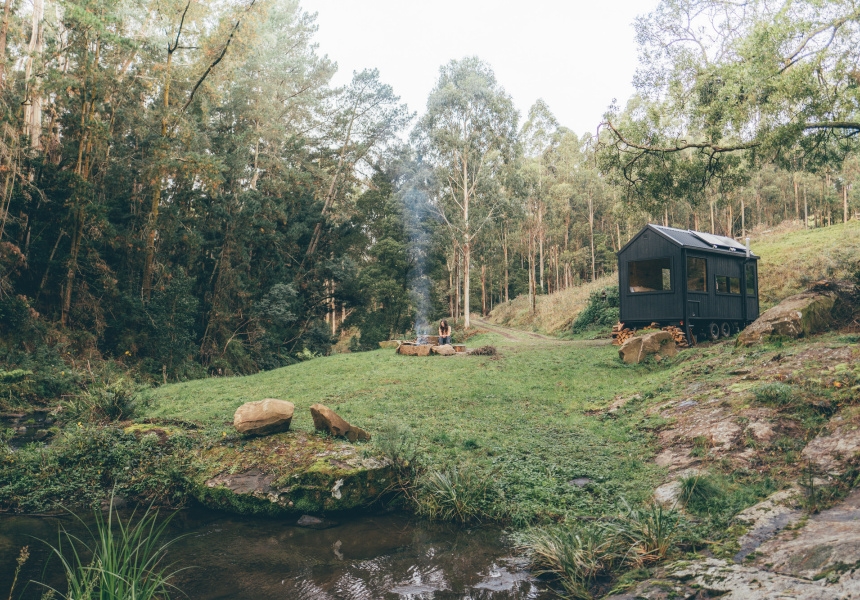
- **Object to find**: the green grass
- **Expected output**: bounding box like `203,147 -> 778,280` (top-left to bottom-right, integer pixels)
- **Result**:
144,332 -> 673,524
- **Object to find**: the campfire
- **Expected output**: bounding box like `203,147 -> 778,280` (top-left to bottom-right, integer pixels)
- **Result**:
396,334 -> 466,356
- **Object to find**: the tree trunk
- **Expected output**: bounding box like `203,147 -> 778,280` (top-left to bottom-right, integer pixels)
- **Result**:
23,0 -> 44,150
481,262 -> 486,317
448,256 -> 454,318
588,191 -> 596,282
0,0 -> 12,89
804,187 -> 808,228
528,232 -> 536,314
503,227 -> 509,303
794,176 -> 800,220
844,184 -> 849,223
710,200 -> 715,234
462,152 -> 471,329
538,204 -> 544,292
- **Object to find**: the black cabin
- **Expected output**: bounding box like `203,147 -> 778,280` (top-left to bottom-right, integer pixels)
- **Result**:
617,224 -> 760,341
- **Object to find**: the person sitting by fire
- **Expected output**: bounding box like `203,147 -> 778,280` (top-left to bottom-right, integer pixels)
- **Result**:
438,320 -> 452,345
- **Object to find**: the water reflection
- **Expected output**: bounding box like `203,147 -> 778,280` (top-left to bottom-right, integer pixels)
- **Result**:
0,508 -> 547,599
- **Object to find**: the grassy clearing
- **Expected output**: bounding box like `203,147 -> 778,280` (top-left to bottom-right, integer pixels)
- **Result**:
144,332 -> 672,524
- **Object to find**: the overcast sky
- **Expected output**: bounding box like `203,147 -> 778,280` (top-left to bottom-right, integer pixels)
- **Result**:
299,0 -> 659,137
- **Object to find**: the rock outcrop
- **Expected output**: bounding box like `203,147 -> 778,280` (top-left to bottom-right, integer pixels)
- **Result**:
431,344 -> 456,356
194,431 -> 392,516
397,344 -> 431,356
738,280 -> 858,346
310,403 -> 370,442
233,398 -> 295,436
619,330 -> 677,364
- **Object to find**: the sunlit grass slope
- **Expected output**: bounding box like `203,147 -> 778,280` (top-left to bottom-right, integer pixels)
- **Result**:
486,275 -> 616,334
751,220 -> 860,308
146,332 -> 672,523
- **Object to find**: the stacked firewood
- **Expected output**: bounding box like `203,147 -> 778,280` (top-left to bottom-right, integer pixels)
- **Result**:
661,325 -> 690,348
611,323 -> 634,346
611,322 -> 690,348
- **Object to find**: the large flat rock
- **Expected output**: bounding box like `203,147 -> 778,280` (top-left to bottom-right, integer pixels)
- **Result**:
754,487 -> 860,579
194,431 -> 392,515
737,289 -> 837,346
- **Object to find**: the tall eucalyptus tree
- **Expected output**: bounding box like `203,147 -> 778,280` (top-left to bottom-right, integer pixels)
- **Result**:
414,57 -> 517,328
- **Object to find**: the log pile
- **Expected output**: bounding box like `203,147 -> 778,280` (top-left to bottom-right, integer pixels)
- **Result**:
611,322 -> 690,348
611,323 -> 635,346
661,325 -> 690,348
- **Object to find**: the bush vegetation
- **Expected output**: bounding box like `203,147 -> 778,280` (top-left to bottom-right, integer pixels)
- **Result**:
571,287 -> 620,334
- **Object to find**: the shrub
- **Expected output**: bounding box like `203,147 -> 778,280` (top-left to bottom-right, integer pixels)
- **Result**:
63,377 -> 140,423
0,425 -> 193,513
572,287 -> 619,333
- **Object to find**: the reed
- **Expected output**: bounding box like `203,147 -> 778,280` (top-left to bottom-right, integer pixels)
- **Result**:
39,497 -> 184,600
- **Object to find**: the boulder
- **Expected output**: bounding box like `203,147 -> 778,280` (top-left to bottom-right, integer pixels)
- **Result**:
378,340 -> 401,349
296,514 -> 339,529
431,344 -> 456,356
310,403 -> 371,442
737,280 -> 858,346
619,330 -> 677,364
234,398 -> 294,436
397,344 -> 431,356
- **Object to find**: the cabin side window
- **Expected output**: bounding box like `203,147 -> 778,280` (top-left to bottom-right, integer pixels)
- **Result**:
628,258 -> 672,293
687,257 -> 707,292
745,263 -> 756,296
716,275 -> 741,295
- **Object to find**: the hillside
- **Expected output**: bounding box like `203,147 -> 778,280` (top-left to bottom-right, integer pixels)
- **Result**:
486,220 -> 860,335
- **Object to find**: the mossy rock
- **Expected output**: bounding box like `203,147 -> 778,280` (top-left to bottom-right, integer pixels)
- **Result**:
738,291 -> 837,346
191,431 -> 393,515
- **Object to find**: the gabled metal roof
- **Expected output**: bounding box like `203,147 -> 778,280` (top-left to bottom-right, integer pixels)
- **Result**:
650,225 -> 712,249
619,224 -> 759,258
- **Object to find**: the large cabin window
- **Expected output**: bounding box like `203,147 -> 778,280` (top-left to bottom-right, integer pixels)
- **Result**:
687,257 -> 707,292
716,275 -> 741,295
745,263 -> 756,296
628,258 -> 672,293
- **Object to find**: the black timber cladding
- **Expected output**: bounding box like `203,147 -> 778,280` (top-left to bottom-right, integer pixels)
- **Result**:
617,224 -> 760,327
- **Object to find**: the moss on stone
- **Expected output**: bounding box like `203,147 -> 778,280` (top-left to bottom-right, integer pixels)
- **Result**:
190,430 -> 392,515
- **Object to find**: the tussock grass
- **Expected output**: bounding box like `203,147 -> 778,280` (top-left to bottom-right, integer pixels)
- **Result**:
519,501 -> 683,598
39,499 -> 184,600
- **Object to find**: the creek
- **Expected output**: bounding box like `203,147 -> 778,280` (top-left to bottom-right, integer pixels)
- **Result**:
0,507 -> 547,599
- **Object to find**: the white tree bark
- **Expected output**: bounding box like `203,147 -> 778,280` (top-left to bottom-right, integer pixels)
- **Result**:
24,0 -> 44,150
